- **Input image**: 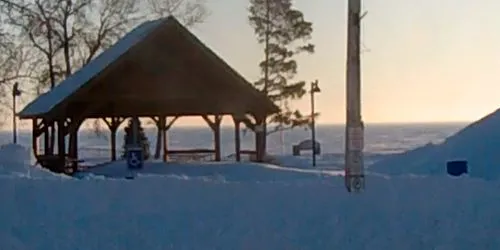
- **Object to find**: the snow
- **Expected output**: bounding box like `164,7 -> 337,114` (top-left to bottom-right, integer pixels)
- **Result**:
0,143 -> 30,176
2,121 -> 500,249
18,19 -> 164,117
371,109 -> 500,180
1,173 -> 499,249
0,143 -> 63,179
75,161 -> 342,181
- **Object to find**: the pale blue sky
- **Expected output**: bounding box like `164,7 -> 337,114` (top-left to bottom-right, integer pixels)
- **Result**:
171,0 -> 500,126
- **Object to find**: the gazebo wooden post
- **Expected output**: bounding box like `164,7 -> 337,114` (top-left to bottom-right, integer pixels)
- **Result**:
57,119 -> 66,160
66,117 -> 84,170
66,118 -> 75,158
232,116 -> 241,162
32,118 -> 42,157
162,116 -> 179,162
202,115 -> 223,161
43,119 -> 50,155
254,115 -> 266,162
155,116 -> 166,161
151,116 -> 161,160
160,117 -> 167,162
103,117 -> 125,161
68,130 -> 78,168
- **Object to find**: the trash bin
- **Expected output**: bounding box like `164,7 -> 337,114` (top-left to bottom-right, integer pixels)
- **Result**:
126,146 -> 144,170
447,160 -> 468,177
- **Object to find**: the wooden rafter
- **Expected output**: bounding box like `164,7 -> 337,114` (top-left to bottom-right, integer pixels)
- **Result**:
202,115 -> 223,131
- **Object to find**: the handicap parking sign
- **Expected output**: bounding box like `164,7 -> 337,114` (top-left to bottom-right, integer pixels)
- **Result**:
127,146 -> 144,169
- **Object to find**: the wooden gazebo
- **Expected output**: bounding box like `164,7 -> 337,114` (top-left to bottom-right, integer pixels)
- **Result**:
18,16 -> 279,174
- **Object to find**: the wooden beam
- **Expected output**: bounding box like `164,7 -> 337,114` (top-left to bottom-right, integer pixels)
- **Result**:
103,117 -> 125,161
202,115 -> 222,131
33,118 -> 46,137
153,116 -> 164,160
254,115 -> 266,162
161,116 -> 178,161
68,128 -> 78,171
65,101 -> 104,136
161,117 -> 167,162
32,119 -> 39,157
43,119 -> 50,155
57,120 -> 66,159
232,116 -> 241,162
202,115 -> 223,161
165,116 -> 178,131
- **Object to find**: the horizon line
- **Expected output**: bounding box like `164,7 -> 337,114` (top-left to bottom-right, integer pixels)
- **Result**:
7,120 -> 471,133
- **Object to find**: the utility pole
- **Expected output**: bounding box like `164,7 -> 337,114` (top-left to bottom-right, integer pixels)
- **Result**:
344,0 -> 365,193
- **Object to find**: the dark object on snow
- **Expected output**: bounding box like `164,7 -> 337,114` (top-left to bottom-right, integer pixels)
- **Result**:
292,139 -> 321,156
447,160 -> 468,176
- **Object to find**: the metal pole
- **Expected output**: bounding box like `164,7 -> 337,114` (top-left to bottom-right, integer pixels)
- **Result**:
12,91 -> 16,144
12,82 -> 19,144
311,83 -> 316,167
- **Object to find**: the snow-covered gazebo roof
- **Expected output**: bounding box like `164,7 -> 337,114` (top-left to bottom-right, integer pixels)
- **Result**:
18,16 -> 279,120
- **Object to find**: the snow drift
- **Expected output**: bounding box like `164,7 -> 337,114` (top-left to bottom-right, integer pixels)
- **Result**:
0,143 -> 31,176
1,175 -> 499,250
0,143 -> 65,178
371,108 -> 500,179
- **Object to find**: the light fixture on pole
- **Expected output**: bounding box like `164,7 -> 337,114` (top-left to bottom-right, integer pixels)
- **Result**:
310,80 -> 320,167
12,82 -> 21,144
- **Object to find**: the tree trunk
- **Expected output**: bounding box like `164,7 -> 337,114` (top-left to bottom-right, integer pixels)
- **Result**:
47,23 -> 56,154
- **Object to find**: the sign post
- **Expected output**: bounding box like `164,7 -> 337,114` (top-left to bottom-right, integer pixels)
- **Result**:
126,117 -> 144,170
126,146 -> 144,169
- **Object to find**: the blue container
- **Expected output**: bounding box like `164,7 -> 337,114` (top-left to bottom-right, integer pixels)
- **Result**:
447,160 -> 468,177
126,146 -> 144,169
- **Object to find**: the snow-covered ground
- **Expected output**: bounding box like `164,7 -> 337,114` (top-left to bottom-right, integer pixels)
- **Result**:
1,159 -> 498,249
4,121 -> 498,249
371,109 -> 500,180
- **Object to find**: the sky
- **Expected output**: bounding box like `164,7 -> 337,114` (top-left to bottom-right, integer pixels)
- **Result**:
15,0 -> 500,129
181,0 -> 500,126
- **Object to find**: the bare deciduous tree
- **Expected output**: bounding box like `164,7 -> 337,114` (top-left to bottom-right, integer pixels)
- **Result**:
147,0 -> 208,26
0,0 -> 209,156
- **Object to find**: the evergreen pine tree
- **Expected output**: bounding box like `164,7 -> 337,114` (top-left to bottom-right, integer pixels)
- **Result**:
122,118 -> 151,160
248,0 -> 316,134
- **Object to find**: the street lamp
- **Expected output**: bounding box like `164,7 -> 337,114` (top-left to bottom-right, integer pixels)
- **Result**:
310,80 -> 321,167
12,82 -> 21,144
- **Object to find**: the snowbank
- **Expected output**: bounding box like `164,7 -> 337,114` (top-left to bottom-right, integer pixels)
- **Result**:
0,143 -> 31,176
371,109 -> 500,180
0,143 -> 67,179
0,175 -> 499,249
75,161 -> 341,182
273,153 -> 390,169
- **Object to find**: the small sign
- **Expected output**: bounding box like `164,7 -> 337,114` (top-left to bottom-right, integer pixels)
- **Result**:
348,126 -> 364,151
126,146 -> 143,169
